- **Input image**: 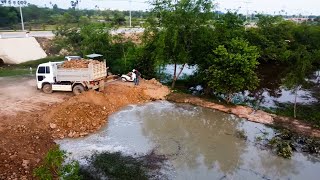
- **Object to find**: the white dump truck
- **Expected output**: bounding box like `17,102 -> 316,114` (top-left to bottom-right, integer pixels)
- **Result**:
36,61 -> 107,95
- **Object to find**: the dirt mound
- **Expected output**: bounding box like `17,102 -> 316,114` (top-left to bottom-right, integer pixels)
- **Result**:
35,37 -> 56,56
112,79 -> 171,100
0,114 -> 55,180
141,79 -> 171,100
114,33 -> 143,44
46,84 -> 150,138
145,78 -> 163,86
60,59 -> 101,68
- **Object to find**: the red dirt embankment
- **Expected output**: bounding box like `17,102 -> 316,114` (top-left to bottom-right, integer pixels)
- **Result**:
167,93 -> 320,138
0,79 -> 170,179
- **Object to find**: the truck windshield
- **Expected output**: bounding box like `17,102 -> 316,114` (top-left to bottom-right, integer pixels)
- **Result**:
38,66 -> 50,74
38,67 -> 45,73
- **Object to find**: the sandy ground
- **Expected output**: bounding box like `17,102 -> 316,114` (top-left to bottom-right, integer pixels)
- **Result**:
0,76 -> 70,116
0,76 -> 170,179
0,76 -> 71,179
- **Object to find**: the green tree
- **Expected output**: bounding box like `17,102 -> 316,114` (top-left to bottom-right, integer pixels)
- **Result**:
79,23 -> 112,57
112,11 -> 126,26
147,0 -> 214,88
206,38 -> 260,102
0,7 -> 19,27
78,16 -> 90,26
101,10 -> 112,21
214,12 -> 246,44
192,12 -> 245,71
283,45 -> 313,118
61,13 -> 75,25
246,15 -> 295,62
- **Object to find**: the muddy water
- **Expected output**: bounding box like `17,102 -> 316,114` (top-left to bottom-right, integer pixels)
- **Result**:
57,101 -> 320,179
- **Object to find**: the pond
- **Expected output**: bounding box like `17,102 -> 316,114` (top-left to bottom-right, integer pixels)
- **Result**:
57,101 -> 320,179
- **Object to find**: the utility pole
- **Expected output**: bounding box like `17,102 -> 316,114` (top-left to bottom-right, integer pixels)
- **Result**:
19,5 -> 25,31
244,1 -> 252,22
129,0 -> 132,27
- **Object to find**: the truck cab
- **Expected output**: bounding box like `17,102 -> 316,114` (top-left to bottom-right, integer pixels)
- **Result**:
36,62 -> 62,90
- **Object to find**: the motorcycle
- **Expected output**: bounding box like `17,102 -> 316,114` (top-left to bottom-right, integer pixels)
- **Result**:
121,72 -> 134,82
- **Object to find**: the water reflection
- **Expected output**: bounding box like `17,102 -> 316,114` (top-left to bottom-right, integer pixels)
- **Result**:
56,101 -> 320,179
140,104 -> 246,174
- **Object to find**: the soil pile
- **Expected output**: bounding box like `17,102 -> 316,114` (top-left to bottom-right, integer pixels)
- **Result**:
146,78 -> 163,86
0,113 -> 55,180
35,37 -> 56,56
46,84 -> 150,139
60,59 -> 101,68
114,33 -> 142,44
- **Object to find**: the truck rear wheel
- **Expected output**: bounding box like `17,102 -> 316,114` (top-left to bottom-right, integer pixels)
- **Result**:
42,84 -> 53,94
73,84 -> 85,95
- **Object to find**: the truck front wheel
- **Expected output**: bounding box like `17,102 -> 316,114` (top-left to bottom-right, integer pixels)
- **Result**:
73,84 -> 85,95
42,84 -> 53,94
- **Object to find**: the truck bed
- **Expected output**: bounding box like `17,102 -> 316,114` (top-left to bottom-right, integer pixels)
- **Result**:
55,61 -> 107,82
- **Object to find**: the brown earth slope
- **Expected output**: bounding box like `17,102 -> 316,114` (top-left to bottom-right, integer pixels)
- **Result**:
0,78 -> 170,179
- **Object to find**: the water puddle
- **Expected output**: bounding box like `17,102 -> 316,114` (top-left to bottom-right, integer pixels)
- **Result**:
56,101 -> 320,179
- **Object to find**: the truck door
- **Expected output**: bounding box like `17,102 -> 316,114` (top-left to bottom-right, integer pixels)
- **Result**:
36,66 -> 54,89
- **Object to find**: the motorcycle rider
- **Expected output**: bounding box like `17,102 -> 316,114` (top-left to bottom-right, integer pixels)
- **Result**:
132,69 -> 137,85
134,69 -> 141,85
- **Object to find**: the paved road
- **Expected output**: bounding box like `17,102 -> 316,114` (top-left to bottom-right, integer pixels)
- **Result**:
0,31 -> 54,38
0,28 -> 145,39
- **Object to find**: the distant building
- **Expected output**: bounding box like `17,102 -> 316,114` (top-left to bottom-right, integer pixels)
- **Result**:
285,18 -> 314,23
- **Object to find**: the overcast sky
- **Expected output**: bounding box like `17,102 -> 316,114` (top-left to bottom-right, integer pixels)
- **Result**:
1,0 -> 319,15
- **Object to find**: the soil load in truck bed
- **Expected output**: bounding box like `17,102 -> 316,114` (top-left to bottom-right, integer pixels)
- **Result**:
61,59 -> 101,68
55,60 -> 107,82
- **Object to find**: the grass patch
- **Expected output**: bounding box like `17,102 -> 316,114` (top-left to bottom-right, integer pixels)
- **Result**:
264,103 -> 320,128
0,56 -> 63,77
0,68 -> 31,77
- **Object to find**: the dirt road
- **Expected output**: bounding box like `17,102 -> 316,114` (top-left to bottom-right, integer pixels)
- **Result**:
0,76 -> 170,179
0,76 -> 69,116
0,76 -> 70,179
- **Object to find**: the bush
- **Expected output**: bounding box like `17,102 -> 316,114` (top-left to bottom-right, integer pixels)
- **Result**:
82,152 -> 148,180
33,145 -> 82,180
